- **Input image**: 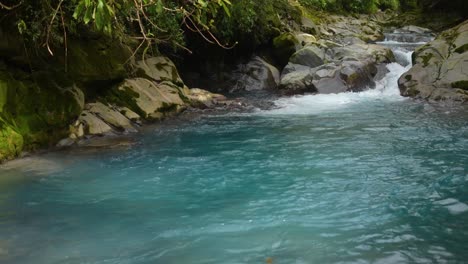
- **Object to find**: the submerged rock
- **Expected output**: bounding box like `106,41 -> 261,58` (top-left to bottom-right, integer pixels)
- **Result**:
399,20 -> 468,102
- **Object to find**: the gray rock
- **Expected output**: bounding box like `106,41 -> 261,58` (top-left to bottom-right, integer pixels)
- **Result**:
111,78 -> 187,120
86,102 -> 137,133
279,70 -> 316,95
79,112 -> 113,135
134,56 -> 184,86
229,56 -> 280,92
399,20 -> 468,102
289,46 -> 325,68
282,63 -> 311,76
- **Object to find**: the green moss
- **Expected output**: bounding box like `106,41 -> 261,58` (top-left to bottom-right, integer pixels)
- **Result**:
104,85 -> 146,119
66,37 -> 130,83
451,81 -> 468,90
0,69 -> 83,158
454,44 -> 468,54
0,121 -> 23,162
273,33 -> 299,67
420,53 -> 434,67
405,75 -> 412,81
157,102 -> 179,114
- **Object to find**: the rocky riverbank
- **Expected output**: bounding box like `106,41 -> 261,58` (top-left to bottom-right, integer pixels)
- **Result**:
0,5 -> 467,163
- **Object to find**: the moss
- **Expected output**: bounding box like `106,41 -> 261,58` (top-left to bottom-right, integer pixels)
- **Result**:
157,102 -> 179,114
451,81 -> 468,90
454,44 -> 468,54
65,37 -> 130,83
0,121 -> 23,162
405,75 -> 412,81
420,53 -> 434,67
0,69 -> 83,158
104,85 -> 146,119
272,33 -> 299,67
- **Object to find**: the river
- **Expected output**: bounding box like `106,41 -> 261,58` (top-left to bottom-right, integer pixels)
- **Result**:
0,32 -> 467,263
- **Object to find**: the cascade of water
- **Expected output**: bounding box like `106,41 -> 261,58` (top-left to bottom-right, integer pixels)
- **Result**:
263,31 -> 432,115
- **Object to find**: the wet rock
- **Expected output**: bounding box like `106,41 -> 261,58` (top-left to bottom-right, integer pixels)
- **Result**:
56,137 -> 76,148
399,20 -> 468,102
332,44 -> 395,64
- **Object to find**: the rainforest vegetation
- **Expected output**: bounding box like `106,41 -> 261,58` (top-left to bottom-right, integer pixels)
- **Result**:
0,0 -> 466,57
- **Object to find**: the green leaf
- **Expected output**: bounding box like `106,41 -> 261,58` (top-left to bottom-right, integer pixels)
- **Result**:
220,2 -> 231,17
156,0 -> 163,14
73,2 -> 85,20
83,6 -> 93,24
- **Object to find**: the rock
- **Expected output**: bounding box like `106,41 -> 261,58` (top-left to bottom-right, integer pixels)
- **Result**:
397,25 -> 433,35
289,46 -> 325,68
186,88 -> 227,108
66,36 -> 130,83
106,78 -> 187,120
78,112 -> 113,135
399,20 -> 468,102
0,125 -> 23,162
280,59 -> 378,95
295,33 -> 317,47
318,15 -> 384,44
86,102 -> 137,133
229,56 -> 280,92
56,137 -> 76,148
301,17 -> 319,34
339,60 -> 377,91
134,56 -> 184,86
76,123 -> 85,137
282,63 -> 311,76
279,70 -> 316,95
118,107 -> 141,122
0,70 -> 84,161
332,44 -> 395,64
272,33 -> 300,66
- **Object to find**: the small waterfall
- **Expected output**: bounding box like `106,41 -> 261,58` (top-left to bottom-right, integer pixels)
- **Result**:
263,30 -> 432,115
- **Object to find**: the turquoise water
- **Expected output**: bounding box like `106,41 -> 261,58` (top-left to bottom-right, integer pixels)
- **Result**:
1,91 -> 467,263
1,42 -> 468,263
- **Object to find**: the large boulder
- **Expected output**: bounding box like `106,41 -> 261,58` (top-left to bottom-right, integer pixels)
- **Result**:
279,43 -> 390,95
279,69 -> 316,95
66,36 -> 131,83
272,33 -> 319,66
399,20 -> 468,102
134,56 -> 184,86
228,56 -> 280,92
0,69 -> 84,161
85,102 -> 137,133
106,78 -> 187,120
289,46 -> 325,68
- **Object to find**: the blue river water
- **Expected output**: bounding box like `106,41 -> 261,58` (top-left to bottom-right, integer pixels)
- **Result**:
1,42 -> 468,263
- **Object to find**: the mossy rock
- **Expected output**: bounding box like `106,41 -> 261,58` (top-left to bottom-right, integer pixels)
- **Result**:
0,120 -> 23,161
272,33 -> 300,67
105,78 -> 187,121
65,37 -> 131,84
0,69 -> 84,160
